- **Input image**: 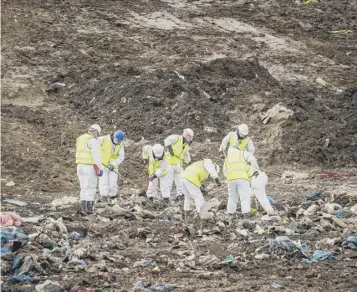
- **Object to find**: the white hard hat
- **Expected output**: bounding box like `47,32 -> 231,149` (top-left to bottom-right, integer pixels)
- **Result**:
152,144 -> 164,158
238,124 -> 249,136
183,128 -> 194,139
214,163 -> 220,175
89,124 -> 101,134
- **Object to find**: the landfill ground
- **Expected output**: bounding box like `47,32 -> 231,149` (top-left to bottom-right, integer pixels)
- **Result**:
1,0 -> 357,291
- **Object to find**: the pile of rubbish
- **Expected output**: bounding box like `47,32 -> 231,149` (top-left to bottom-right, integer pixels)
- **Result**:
0,189 -> 356,290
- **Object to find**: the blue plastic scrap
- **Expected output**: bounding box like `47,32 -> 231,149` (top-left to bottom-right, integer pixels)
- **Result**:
8,275 -> 32,283
12,254 -> 25,272
306,191 -> 322,201
1,227 -> 28,245
134,281 -> 151,292
1,247 -> 9,254
301,250 -> 337,263
344,236 -> 357,250
68,259 -> 85,265
334,210 -> 343,218
153,283 -> 176,291
268,236 -> 299,253
267,196 -> 276,205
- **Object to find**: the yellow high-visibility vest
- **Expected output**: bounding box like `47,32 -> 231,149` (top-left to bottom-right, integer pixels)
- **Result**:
143,145 -> 169,176
100,135 -> 122,170
225,147 -> 249,181
228,132 -> 239,148
76,134 -> 95,165
168,136 -> 188,165
229,132 -> 250,151
181,160 -> 209,187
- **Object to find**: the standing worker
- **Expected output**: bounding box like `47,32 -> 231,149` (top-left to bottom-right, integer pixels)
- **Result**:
181,159 -> 221,218
164,129 -> 193,201
251,170 -> 275,215
98,130 -> 125,203
224,146 -> 259,219
219,124 -> 255,154
142,144 -> 171,202
76,124 -> 103,214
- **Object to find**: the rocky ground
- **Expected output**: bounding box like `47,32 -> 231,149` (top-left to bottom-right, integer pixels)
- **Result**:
1,0 -> 357,291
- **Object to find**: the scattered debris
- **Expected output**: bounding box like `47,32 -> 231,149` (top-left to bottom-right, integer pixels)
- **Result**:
3,199 -> 27,207
50,196 -> 78,208
1,212 -> 22,226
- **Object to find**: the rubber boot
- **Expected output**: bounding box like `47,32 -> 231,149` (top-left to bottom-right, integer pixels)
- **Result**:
86,201 -> 94,214
80,201 -> 88,215
101,196 -> 109,203
163,198 -> 170,204
148,197 -> 154,202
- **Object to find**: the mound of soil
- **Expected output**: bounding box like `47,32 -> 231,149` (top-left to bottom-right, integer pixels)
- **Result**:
72,58 -> 278,141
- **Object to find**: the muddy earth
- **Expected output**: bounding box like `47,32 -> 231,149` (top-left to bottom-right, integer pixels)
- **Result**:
1,0 -> 357,291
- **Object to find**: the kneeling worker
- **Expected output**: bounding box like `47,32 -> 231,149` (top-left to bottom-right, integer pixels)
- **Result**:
181,159 -> 221,218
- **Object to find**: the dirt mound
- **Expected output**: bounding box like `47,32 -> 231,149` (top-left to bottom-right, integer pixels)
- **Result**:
280,85 -> 357,167
72,58 -> 278,141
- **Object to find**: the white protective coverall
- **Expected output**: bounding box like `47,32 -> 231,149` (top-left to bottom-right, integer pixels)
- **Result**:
181,159 -> 218,215
142,145 -> 171,199
164,134 -> 191,197
224,148 -> 259,215
219,131 -> 255,154
251,171 -> 275,215
77,138 -> 103,201
98,135 -> 125,198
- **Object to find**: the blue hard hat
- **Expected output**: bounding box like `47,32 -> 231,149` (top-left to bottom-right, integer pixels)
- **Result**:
114,130 -> 125,142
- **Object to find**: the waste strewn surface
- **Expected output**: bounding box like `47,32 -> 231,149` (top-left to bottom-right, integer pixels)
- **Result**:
1,0 -> 357,291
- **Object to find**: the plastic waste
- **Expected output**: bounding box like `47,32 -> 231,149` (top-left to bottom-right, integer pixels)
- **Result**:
0,212 -> 22,227
35,280 -> 62,292
301,250 -> 337,263
134,281 -> 151,292
306,191 -> 322,201
8,275 -> 32,283
267,196 -> 276,205
152,283 -> 176,291
69,232 -> 82,240
268,236 -> 301,253
272,283 -> 282,288
17,255 -> 33,276
68,258 -> 85,265
1,246 -> 9,254
133,260 -> 153,268
221,255 -> 233,264
43,236 -> 57,250
334,210 -> 343,218
1,227 -> 28,245
344,236 -> 357,250
12,254 -> 25,272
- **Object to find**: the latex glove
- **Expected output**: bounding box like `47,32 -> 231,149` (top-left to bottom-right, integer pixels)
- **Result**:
107,164 -> 114,171
215,177 -> 222,186
167,145 -> 174,156
149,174 -> 157,181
